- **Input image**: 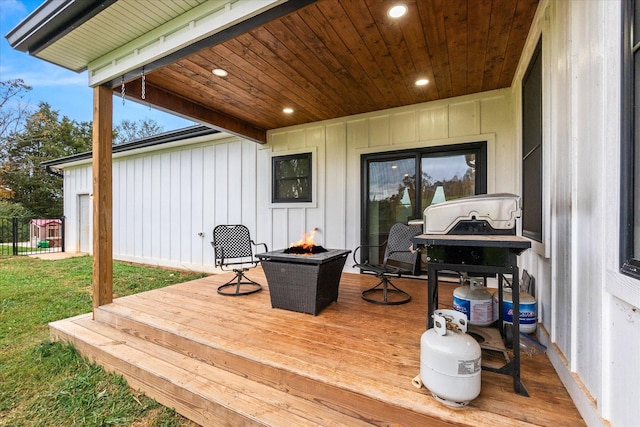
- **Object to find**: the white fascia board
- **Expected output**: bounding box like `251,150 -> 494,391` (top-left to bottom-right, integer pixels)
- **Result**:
88,0 -> 286,87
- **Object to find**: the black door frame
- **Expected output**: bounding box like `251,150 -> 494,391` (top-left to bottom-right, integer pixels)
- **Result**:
359,141 -> 488,252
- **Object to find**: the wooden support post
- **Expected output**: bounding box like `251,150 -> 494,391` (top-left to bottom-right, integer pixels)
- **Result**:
92,85 -> 113,311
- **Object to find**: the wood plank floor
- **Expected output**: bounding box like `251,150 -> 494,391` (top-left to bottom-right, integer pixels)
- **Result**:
50,268 -> 585,426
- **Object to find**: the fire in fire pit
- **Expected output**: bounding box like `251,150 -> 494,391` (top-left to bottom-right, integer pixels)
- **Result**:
284,228 -> 328,255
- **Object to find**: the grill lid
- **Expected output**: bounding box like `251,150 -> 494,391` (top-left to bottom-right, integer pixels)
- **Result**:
423,193 -> 521,235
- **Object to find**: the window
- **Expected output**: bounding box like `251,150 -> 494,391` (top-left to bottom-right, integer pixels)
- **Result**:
621,0 -> 640,279
272,153 -> 312,203
47,227 -> 59,238
522,39 -> 543,242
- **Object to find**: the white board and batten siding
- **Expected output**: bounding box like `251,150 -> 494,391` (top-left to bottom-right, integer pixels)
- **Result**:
63,89 -> 514,272
63,134 -> 260,274
510,1 -> 640,426
261,88 -> 516,269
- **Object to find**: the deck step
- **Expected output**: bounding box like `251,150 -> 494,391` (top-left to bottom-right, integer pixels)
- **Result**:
50,314 -> 376,427
90,301 -> 454,426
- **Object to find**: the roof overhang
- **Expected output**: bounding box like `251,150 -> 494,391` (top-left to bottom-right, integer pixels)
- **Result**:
7,0 -> 540,146
5,0 -> 117,70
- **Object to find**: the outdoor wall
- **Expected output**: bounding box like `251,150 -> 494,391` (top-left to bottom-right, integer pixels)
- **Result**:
513,1 -> 640,426
260,88 -> 516,267
258,90 -> 519,268
61,88 -> 516,275
62,133 -> 261,274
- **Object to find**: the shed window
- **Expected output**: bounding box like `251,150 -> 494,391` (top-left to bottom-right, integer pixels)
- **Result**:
621,0 -> 640,279
272,153 -> 312,203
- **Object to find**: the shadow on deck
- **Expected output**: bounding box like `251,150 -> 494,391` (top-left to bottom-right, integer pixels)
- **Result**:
50,268 -> 585,426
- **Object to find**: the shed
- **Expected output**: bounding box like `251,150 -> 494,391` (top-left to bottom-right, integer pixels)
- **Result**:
29,219 -> 62,248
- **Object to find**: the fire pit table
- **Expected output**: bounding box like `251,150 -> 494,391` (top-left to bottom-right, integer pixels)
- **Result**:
256,249 -> 351,315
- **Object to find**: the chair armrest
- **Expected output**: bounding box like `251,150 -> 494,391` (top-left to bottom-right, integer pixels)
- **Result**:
353,241 -> 387,265
251,240 -> 268,254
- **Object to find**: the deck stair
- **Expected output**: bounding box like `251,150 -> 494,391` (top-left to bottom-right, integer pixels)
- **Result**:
49,271 -> 586,427
50,313 -> 377,426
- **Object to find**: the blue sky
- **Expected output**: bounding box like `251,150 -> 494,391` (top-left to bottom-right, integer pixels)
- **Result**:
0,0 -> 195,131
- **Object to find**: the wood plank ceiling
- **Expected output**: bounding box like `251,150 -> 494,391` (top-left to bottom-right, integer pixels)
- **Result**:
119,0 -> 539,143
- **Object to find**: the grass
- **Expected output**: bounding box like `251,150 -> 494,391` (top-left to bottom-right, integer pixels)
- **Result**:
0,244 -> 53,256
0,255 -> 207,427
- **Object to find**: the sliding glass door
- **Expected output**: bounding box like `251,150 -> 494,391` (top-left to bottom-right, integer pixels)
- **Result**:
361,142 -> 486,263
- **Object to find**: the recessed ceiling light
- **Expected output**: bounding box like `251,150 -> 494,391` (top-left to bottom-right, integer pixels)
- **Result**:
415,78 -> 429,86
283,107 -> 294,114
388,4 -> 407,18
212,68 -> 228,77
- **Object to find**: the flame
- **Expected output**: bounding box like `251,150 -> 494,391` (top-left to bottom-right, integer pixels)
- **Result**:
290,227 -> 319,250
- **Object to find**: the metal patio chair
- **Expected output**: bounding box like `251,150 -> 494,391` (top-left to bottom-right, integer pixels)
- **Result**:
353,222 -> 422,305
211,224 -> 268,296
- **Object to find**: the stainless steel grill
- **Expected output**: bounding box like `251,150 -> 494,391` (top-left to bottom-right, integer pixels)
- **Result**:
413,192 -> 531,397
422,193 -> 521,236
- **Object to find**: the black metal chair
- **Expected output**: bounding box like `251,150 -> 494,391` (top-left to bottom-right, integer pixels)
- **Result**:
353,222 -> 422,305
211,224 -> 268,296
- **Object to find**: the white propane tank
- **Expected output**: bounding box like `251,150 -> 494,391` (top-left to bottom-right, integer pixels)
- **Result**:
420,309 -> 482,407
502,289 -> 537,333
453,277 -> 494,326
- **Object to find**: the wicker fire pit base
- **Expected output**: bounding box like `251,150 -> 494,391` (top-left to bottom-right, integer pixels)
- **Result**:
257,249 -> 351,315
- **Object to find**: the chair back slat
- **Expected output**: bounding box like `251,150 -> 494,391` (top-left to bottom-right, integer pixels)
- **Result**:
384,223 -> 422,271
213,225 -> 254,261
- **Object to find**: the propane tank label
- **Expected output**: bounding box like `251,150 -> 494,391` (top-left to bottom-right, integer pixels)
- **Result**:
503,301 -> 537,326
453,295 -> 493,325
457,356 -> 481,375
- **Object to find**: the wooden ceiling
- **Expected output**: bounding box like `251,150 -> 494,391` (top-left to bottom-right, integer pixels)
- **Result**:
120,0 -> 539,143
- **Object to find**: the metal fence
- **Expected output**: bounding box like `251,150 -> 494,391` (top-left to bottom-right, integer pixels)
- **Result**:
0,217 -> 65,256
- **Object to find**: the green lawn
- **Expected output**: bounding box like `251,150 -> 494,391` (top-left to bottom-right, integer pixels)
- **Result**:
0,244 -> 53,256
0,255 -> 207,427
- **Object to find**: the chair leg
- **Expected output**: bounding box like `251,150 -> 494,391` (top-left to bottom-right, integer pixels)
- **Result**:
217,269 -> 262,296
361,275 -> 411,305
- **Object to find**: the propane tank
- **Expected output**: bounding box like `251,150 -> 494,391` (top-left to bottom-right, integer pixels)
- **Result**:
420,309 -> 482,407
453,277 -> 494,326
502,289 -> 537,333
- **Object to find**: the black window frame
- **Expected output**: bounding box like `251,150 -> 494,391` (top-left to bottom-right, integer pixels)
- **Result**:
271,152 -> 313,203
521,38 -> 543,243
621,0 -> 640,279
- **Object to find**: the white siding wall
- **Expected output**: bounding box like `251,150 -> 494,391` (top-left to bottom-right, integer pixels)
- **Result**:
261,89 -> 515,271
514,1 -> 640,426
63,135 -> 260,274
65,90 -> 515,274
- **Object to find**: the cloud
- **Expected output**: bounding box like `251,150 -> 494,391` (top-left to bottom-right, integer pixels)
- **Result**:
0,63 -> 87,88
0,0 -> 28,16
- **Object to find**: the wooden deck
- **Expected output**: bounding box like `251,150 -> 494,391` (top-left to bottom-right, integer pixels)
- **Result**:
50,268 -> 585,426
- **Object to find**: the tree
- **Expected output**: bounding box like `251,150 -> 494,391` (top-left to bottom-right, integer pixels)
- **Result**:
1,79 -> 33,200
113,118 -> 163,144
0,78 -> 165,216
0,79 -> 32,143
1,103 -> 92,217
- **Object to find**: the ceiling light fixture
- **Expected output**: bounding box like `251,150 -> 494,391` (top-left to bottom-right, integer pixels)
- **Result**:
283,107 -> 294,114
388,4 -> 407,18
212,68 -> 228,77
415,78 -> 429,86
